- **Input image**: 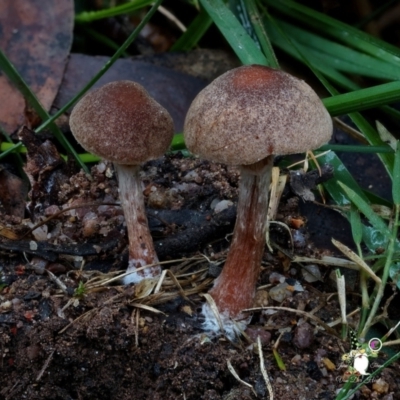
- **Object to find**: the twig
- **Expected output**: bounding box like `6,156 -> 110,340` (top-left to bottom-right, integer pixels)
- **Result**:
47,270 -> 69,295
257,336 -> 273,400
244,306 -> 339,337
227,359 -> 257,397
36,350 -> 55,381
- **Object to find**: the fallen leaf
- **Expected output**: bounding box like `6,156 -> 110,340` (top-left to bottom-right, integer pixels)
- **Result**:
0,0 -> 74,133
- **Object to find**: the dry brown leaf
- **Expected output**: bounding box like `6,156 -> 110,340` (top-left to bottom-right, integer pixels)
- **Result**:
0,0 -> 74,133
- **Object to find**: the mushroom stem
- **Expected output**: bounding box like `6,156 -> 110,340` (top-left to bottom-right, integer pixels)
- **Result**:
206,156 -> 273,332
114,163 -> 161,284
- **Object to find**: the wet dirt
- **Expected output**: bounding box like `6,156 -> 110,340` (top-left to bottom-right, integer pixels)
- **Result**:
1,141 -> 399,400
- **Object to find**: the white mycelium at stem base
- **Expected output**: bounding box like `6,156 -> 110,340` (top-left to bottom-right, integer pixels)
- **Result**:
184,64 -> 333,337
115,164 -> 161,283
69,80 -> 174,284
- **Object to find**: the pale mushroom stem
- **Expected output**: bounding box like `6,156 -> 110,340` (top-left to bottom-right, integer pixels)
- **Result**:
207,155 -> 273,328
114,164 -> 161,284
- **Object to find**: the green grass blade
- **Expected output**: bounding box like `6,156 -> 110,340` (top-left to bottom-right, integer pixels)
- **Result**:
36,0 -> 163,135
0,141 -> 100,164
314,151 -> 369,206
319,144 -> 394,154
273,19 -> 400,80
171,133 -> 185,151
314,154 -> 393,254
0,141 -> 24,161
350,206 -> 363,248
264,22 -> 362,90
0,49 -> 88,173
75,0 -> 154,23
339,350 -> 400,400
82,27 -> 131,56
338,181 -> 391,237
265,0 -> 400,67
239,0 -> 279,68
0,126 -> 24,166
170,8 -> 212,51
199,0 -> 267,65
362,190 -> 393,208
348,113 -> 394,179
323,81 -> 400,117
393,141 -> 400,205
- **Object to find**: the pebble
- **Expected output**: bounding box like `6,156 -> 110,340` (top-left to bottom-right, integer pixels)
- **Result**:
46,263 -> 66,274
82,211 -> 100,237
293,322 -> 315,349
245,327 -> 271,345
291,354 -> 302,365
32,225 -> 48,241
30,257 -> 48,274
0,300 -> 12,310
372,378 -> 389,394
44,205 -> 60,216
213,199 -> 233,213
302,264 -> 322,282
269,282 -> 292,302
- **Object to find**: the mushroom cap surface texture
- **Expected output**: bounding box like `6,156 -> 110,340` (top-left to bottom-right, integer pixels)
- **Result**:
70,81 -> 174,165
184,65 -> 332,165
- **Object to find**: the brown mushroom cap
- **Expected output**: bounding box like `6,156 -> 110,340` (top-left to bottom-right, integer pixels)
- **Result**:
184,65 -> 332,165
70,81 -> 174,165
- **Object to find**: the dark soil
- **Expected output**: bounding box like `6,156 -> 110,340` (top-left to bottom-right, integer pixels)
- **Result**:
1,136 -> 399,400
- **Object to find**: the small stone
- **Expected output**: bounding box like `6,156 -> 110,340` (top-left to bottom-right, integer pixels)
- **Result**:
293,322 -> 315,349
44,205 -> 60,216
372,378 -> 389,394
82,211 -> 99,237
96,161 -> 107,173
32,225 -> 48,241
213,199 -> 233,213
0,301 -> 12,310
245,327 -> 271,345
302,264 -> 322,282
30,257 -> 48,274
269,282 -> 292,302
291,354 -> 302,365
46,263 -> 66,274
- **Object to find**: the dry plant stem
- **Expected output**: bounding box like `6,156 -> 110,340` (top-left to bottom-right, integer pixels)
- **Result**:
209,156 -> 273,319
115,164 -> 161,283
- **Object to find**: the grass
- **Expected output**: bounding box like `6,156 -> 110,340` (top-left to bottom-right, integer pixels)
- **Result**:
1,0 -> 400,397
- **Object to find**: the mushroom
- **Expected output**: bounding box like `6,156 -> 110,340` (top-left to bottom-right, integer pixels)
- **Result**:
184,65 -> 332,337
69,81 -> 174,284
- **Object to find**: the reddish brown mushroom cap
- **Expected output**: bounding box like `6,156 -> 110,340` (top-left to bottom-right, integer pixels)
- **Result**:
184,65 -> 332,165
70,80 -> 174,164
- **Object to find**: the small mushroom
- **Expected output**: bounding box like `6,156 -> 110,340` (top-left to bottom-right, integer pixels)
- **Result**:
184,65 -> 332,337
70,81 -> 174,284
